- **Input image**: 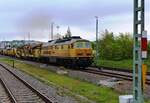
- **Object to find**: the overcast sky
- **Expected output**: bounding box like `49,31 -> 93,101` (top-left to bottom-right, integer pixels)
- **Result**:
0,0 -> 149,41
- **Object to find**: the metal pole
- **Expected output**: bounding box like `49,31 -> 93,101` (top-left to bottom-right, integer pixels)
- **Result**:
28,32 -> 30,42
12,60 -> 14,68
51,22 -> 54,40
95,16 -> 99,65
133,0 -> 145,103
56,25 -> 60,39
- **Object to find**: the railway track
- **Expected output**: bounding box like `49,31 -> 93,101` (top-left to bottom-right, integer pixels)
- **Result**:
0,64 -> 55,103
84,68 -> 150,85
1,55 -> 150,75
91,65 -> 150,75
0,78 -> 13,103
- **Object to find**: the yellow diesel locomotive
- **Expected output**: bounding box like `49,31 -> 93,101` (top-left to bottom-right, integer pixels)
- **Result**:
40,36 -> 93,67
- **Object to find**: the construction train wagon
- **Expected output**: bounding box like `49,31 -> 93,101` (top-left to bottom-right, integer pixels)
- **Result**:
1,36 -> 93,68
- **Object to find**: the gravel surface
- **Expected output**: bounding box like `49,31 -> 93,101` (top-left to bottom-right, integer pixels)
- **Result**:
0,65 -> 46,103
114,80 -> 150,99
68,69 -> 111,85
0,80 -> 11,103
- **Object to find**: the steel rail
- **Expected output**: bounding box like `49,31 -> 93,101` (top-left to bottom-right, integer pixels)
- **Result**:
91,66 -> 150,75
0,63 -> 56,103
0,77 -> 17,103
83,68 -> 150,85
2,55 -> 150,76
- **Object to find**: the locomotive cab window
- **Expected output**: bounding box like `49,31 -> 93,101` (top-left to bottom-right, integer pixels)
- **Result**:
85,42 -> 91,48
75,42 -> 82,48
74,42 -> 91,48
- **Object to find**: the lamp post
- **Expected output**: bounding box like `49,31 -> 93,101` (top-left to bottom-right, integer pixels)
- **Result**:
95,16 -> 99,65
12,59 -> 14,68
56,25 -> 60,39
50,22 -> 54,40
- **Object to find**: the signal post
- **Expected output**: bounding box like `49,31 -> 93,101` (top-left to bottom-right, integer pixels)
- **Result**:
133,0 -> 147,103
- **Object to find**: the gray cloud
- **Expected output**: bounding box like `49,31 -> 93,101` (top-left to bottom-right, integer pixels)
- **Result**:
14,9 -> 53,40
0,0 -> 149,41
17,9 -> 52,31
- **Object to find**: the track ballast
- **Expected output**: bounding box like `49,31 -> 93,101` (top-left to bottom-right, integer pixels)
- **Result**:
0,63 -> 55,103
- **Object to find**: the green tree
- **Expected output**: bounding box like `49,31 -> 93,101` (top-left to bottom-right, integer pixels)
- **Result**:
99,29 -> 115,60
115,33 -> 133,60
94,30 -> 133,61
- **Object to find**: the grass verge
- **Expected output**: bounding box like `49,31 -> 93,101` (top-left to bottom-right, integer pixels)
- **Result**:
97,59 -> 133,69
96,59 -> 150,71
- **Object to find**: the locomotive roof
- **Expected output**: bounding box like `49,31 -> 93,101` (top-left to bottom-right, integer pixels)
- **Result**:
55,38 -> 89,45
17,41 -> 43,49
42,36 -> 90,47
42,40 -> 57,47
29,42 -> 43,49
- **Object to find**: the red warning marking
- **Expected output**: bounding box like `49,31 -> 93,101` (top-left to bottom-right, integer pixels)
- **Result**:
141,38 -> 147,51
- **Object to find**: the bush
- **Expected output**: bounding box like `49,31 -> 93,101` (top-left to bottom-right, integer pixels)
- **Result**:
92,30 -> 133,61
